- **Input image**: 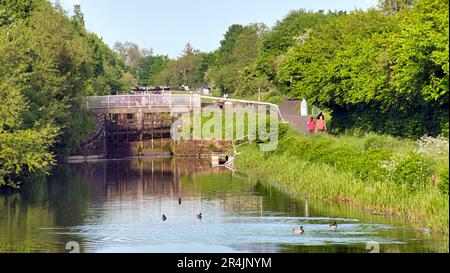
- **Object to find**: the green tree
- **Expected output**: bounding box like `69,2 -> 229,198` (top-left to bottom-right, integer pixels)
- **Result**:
73,4 -> 84,26
1,0 -> 138,188
0,126 -> 58,188
136,55 -> 169,86
0,0 -> 41,26
255,10 -> 330,81
215,24 -> 245,65
388,0 -> 448,105
0,27 -> 27,130
378,0 -> 415,15
237,64 -> 273,98
208,24 -> 268,95
230,24 -> 268,66
113,41 -> 153,73
156,43 -> 205,88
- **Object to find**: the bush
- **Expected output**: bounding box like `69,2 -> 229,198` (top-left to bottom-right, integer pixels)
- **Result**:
438,168 -> 449,195
276,133 -> 392,181
441,123 -> 449,138
0,126 -> 58,188
278,123 -> 290,140
211,88 -> 222,97
362,134 -> 400,150
392,153 -> 433,192
273,130 -> 448,193
353,149 -> 392,181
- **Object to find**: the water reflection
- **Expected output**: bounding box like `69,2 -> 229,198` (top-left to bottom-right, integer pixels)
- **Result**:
0,158 -> 448,253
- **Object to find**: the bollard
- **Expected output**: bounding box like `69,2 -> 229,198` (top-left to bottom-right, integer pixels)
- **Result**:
300,99 -> 309,116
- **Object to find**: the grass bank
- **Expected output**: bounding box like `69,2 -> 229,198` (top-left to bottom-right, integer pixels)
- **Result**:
236,126 -> 449,234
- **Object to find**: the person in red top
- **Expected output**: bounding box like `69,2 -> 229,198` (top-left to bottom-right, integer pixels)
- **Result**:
316,114 -> 327,132
307,116 -> 315,134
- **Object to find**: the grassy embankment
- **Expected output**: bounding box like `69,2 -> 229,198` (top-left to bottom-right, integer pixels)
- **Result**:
236,125 -> 449,234
188,95 -> 448,234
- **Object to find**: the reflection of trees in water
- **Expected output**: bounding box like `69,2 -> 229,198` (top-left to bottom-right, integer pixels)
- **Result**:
0,183 -> 55,252
0,171 -> 92,252
253,182 -> 304,216
45,166 -> 97,227
222,195 -> 264,214
179,172 -> 264,214
74,158 -> 227,200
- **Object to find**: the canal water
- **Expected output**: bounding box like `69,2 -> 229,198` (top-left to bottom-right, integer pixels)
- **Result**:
0,158 -> 448,253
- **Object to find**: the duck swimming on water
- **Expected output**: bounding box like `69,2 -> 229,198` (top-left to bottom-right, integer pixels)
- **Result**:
196,213 -> 202,220
330,222 -> 338,231
293,226 -> 304,235
162,214 -> 167,221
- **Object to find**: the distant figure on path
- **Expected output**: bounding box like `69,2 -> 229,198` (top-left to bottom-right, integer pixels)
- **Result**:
316,113 -> 327,133
162,214 -> 167,221
307,116 -> 315,134
178,198 -> 182,205
196,213 -> 202,220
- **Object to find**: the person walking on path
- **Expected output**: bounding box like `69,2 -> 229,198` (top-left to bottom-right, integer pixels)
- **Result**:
316,113 -> 327,133
307,116 -> 315,134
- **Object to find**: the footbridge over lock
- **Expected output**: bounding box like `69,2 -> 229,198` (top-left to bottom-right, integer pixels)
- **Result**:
86,94 -> 201,114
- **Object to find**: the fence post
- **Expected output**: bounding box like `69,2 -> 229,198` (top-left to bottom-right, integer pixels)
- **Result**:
169,93 -> 172,111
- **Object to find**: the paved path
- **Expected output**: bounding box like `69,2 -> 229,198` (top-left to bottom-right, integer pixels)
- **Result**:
279,99 -> 310,133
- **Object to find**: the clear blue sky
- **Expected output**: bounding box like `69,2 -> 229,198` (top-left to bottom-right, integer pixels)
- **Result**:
59,0 -> 378,58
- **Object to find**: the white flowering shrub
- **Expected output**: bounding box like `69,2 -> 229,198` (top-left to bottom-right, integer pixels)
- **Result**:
380,156 -> 399,182
417,136 -> 449,157
379,136 -> 448,192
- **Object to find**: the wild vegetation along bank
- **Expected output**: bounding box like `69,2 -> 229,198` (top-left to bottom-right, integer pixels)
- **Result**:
236,126 -> 449,234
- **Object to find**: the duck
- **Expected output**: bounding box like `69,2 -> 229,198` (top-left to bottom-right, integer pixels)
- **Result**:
162,214 -> 167,221
196,213 -> 203,220
293,226 -> 304,235
330,222 -> 338,231
178,198 -> 182,205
